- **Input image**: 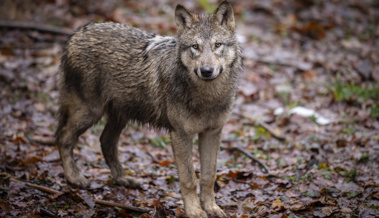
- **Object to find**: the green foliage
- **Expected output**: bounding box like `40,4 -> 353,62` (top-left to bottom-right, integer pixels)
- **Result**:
281,174 -> 313,184
323,171 -> 331,180
226,162 -> 243,170
300,174 -> 313,183
279,195 -> 288,202
330,79 -> 379,102
309,114 -> 318,124
166,175 -> 176,183
91,116 -> 106,135
251,148 -> 270,161
302,190 -> 318,198
341,124 -> 355,135
348,192 -> 359,197
251,126 -> 271,143
370,103 -> 379,118
360,154 -> 370,162
277,158 -> 287,167
329,78 -> 379,118
278,91 -> 291,106
150,136 -> 171,149
198,0 -> 217,13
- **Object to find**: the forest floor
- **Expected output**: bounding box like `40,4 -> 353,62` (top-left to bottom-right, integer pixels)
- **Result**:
0,0 -> 379,217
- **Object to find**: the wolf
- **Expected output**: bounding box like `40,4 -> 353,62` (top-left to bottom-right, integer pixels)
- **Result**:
55,1 -> 241,217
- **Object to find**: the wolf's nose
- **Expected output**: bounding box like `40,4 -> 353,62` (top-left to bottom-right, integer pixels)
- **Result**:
200,67 -> 214,78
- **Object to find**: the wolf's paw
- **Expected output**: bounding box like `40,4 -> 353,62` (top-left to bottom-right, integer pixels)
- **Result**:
186,209 -> 208,218
114,176 -> 141,188
203,204 -> 226,218
66,174 -> 91,189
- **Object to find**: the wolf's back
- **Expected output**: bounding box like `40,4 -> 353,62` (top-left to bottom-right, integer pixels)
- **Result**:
59,22 -> 177,128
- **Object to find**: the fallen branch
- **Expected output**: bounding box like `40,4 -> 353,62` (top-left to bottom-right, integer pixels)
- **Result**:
0,21 -> 72,35
146,151 -> 159,163
9,177 -> 151,213
221,146 -> 270,173
255,59 -> 295,68
237,112 -> 287,141
21,179 -> 62,195
94,199 -> 150,213
29,135 -> 56,146
255,58 -> 313,71
40,208 -> 57,217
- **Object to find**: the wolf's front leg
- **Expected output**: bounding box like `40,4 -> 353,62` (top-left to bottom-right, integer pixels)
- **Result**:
171,131 -> 207,218
199,128 -> 227,218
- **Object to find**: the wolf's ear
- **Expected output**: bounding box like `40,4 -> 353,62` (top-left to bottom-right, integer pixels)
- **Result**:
175,4 -> 194,35
214,0 -> 235,31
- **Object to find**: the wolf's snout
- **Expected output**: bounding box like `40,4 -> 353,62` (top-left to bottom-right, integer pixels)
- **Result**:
200,66 -> 214,78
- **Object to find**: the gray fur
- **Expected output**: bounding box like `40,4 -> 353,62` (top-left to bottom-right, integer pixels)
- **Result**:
56,1 -> 241,217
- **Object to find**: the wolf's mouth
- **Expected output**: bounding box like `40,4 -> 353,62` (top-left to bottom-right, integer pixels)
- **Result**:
202,77 -> 216,82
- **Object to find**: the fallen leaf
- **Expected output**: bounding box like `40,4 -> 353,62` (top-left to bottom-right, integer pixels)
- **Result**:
301,69 -> 317,82
34,103 -> 46,112
340,207 -> 352,213
321,207 -> 333,216
271,199 -> 284,211
158,159 -> 173,166
289,203 -> 304,211
354,59 -> 372,80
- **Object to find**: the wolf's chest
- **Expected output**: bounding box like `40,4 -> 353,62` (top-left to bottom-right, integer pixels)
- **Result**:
167,104 -> 231,135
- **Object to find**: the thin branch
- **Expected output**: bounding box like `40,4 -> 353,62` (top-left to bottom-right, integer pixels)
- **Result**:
0,21 -> 72,35
94,199 -> 150,213
255,59 -> 295,68
29,135 -> 56,146
221,146 -> 271,173
146,151 -> 159,163
237,112 -> 287,141
40,208 -> 57,217
9,177 -> 151,213
10,178 -> 63,195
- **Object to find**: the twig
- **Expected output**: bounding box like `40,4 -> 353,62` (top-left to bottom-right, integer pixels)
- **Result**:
150,206 -> 157,218
29,135 -> 56,146
146,151 -> 159,163
40,208 -> 57,217
0,21 -> 72,35
94,199 -> 150,213
221,146 -> 270,173
255,58 -> 313,71
233,179 -> 256,186
255,59 -> 295,68
10,178 -> 62,195
9,177 -> 151,213
237,112 -> 287,141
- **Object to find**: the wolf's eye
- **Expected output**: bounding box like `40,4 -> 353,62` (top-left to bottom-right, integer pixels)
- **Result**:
215,43 -> 222,48
192,44 -> 199,49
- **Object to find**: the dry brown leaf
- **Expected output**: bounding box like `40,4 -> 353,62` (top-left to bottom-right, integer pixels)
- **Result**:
271,199 -> 284,211
341,207 -> 353,213
301,69 -> 317,82
289,203 -> 305,211
158,160 -> 174,166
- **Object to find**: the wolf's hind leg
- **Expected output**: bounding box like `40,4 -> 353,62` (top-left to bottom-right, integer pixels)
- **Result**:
56,104 -> 101,188
199,128 -> 227,218
100,116 -> 140,188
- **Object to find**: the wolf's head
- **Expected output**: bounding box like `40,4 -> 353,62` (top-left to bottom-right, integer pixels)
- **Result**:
175,1 -> 239,82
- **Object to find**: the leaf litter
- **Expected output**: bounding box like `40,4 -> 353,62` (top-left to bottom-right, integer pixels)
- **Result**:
1,0 -> 379,217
